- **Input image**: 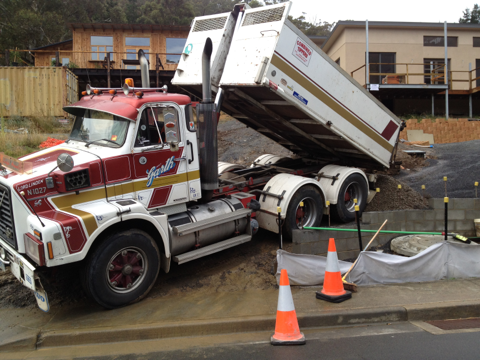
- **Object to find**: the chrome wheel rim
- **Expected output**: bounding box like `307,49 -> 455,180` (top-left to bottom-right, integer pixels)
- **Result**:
294,197 -> 319,228
106,247 -> 147,293
343,181 -> 363,212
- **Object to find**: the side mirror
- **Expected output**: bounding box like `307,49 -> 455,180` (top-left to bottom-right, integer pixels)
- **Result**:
57,153 -> 74,172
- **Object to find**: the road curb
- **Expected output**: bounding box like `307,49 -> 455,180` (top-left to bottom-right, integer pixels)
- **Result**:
0,331 -> 38,353
3,300 -> 480,352
37,307 -> 407,349
405,299 -> 480,321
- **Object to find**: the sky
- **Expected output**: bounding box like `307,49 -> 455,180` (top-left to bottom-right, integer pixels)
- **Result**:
287,0 -> 476,24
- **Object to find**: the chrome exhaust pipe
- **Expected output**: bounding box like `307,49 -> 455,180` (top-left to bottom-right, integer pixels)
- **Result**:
198,38 -> 217,201
138,49 -> 150,88
202,38 -> 213,103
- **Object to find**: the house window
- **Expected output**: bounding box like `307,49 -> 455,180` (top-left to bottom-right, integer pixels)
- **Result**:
424,58 -> 451,84
335,58 -> 340,66
126,37 -> 150,47
62,58 -> 69,66
424,36 -> 458,47
474,37 -> 480,47
125,49 -> 149,69
91,36 -> 113,60
125,37 -> 150,69
368,52 -> 396,84
166,38 -> 187,64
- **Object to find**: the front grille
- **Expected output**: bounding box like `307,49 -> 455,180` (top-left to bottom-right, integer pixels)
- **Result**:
193,17 -> 227,32
0,184 -> 16,248
65,169 -> 90,191
243,7 -> 285,26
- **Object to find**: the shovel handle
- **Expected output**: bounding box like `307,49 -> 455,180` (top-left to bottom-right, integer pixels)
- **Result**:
342,219 -> 388,281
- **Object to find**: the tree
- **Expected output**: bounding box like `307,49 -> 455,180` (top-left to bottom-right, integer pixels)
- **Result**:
288,15 -> 333,36
194,0 -> 236,16
137,0 -> 195,25
459,4 -> 480,23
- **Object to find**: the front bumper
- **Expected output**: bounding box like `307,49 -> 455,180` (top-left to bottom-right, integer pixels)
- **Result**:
0,239 -> 50,312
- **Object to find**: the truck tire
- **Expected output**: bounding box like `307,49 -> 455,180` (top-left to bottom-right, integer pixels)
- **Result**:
284,185 -> 324,241
81,230 -> 160,309
332,173 -> 368,223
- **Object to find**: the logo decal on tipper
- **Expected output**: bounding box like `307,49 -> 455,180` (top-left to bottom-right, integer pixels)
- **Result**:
292,37 -> 313,67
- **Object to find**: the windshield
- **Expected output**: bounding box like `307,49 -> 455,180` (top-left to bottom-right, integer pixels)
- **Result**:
69,110 -> 129,147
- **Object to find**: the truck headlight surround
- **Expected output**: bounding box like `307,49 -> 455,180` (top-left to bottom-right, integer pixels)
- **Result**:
24,233 -> 46,266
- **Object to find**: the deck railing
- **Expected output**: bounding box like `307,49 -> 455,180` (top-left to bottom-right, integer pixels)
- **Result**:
350,62 -> 480,93
4,49 -> 181,71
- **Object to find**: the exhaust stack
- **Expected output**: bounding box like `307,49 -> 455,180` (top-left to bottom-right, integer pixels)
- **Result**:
138,49 -> 150,88
197,38 -> 218,201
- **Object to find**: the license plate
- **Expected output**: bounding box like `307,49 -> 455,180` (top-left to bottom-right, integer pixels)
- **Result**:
34,278 -> 49,312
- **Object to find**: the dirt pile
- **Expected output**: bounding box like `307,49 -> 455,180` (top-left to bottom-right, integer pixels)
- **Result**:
366,175 -> 429,212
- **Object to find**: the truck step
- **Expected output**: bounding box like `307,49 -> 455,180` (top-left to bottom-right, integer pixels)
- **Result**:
172,208 -> 251,236
173,234 -> 252,264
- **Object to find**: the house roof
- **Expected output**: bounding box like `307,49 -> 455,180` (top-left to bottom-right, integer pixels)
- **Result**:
308,36 -> 328,47
31,39 -> 72,51
321,21 -> 480,53
69,23 -> 190,33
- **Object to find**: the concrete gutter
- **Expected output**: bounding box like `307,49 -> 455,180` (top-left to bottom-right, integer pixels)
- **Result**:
2,279 -> 480,353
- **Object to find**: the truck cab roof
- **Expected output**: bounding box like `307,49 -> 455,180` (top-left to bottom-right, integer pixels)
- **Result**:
64,91 -> 191,121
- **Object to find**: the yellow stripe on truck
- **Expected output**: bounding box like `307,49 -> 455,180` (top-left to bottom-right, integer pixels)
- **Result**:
50,170 -> 201,236
271,54 -> 394,153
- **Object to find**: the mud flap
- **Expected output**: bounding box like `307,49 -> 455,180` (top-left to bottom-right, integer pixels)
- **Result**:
34,277 -> 50,312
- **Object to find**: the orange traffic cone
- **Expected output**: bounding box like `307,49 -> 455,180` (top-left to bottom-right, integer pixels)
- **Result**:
271,269 -> 306,345
316,238 -> 352,303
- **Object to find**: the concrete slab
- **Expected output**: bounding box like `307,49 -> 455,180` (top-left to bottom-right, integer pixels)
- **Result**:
391,235 -> 477,257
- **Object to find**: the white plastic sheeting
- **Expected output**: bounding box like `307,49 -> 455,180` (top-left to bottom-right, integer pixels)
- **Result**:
275,250 -> 353,285
276,242 -> 480,286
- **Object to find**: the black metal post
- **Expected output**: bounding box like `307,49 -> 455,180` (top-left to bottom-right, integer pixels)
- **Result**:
300,201 -> 304,229
156,54 -> 160,87
277,206 -> 283,250
107,53 -> 111,88
326,200 -> 331,227
355,205 -> 363,251
444,197 -> 448,240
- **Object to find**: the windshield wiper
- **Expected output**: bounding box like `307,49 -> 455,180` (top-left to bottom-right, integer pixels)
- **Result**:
85,138 -> 120,147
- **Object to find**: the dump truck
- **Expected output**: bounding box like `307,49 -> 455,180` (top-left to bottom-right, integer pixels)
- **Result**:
0,1 -> 402,311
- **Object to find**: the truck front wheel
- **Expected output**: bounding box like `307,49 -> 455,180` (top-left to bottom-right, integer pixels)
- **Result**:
332,174 -> 368,223
82,230 -> 160,309
284,185 -> 324,241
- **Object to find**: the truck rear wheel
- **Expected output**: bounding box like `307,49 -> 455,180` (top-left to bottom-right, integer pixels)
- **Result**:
332,174 -> 368,223
82,230 -> 160,309
284,185 -> 324,241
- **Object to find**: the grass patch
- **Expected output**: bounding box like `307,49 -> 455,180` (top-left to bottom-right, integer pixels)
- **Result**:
0,133 -> 67,158
0,115 -> 71,158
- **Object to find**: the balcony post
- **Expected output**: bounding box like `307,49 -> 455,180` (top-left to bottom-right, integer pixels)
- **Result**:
444,21 -> 449,120
5,50 -> 9,66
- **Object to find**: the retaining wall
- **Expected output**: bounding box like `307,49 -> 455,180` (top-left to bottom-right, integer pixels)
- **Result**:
292,198 -> 480,260
399,118 -> 480,144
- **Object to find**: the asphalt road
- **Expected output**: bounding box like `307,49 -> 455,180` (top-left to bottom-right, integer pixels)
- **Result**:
52,322 -> 480,360
396,139 -> 480,198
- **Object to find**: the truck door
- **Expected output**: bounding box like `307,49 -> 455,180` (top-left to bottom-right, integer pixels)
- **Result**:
132,104 -> 189,209
184,103 -> 201,201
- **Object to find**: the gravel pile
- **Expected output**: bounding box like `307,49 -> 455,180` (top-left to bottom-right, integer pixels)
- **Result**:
396,140 -> 480,198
